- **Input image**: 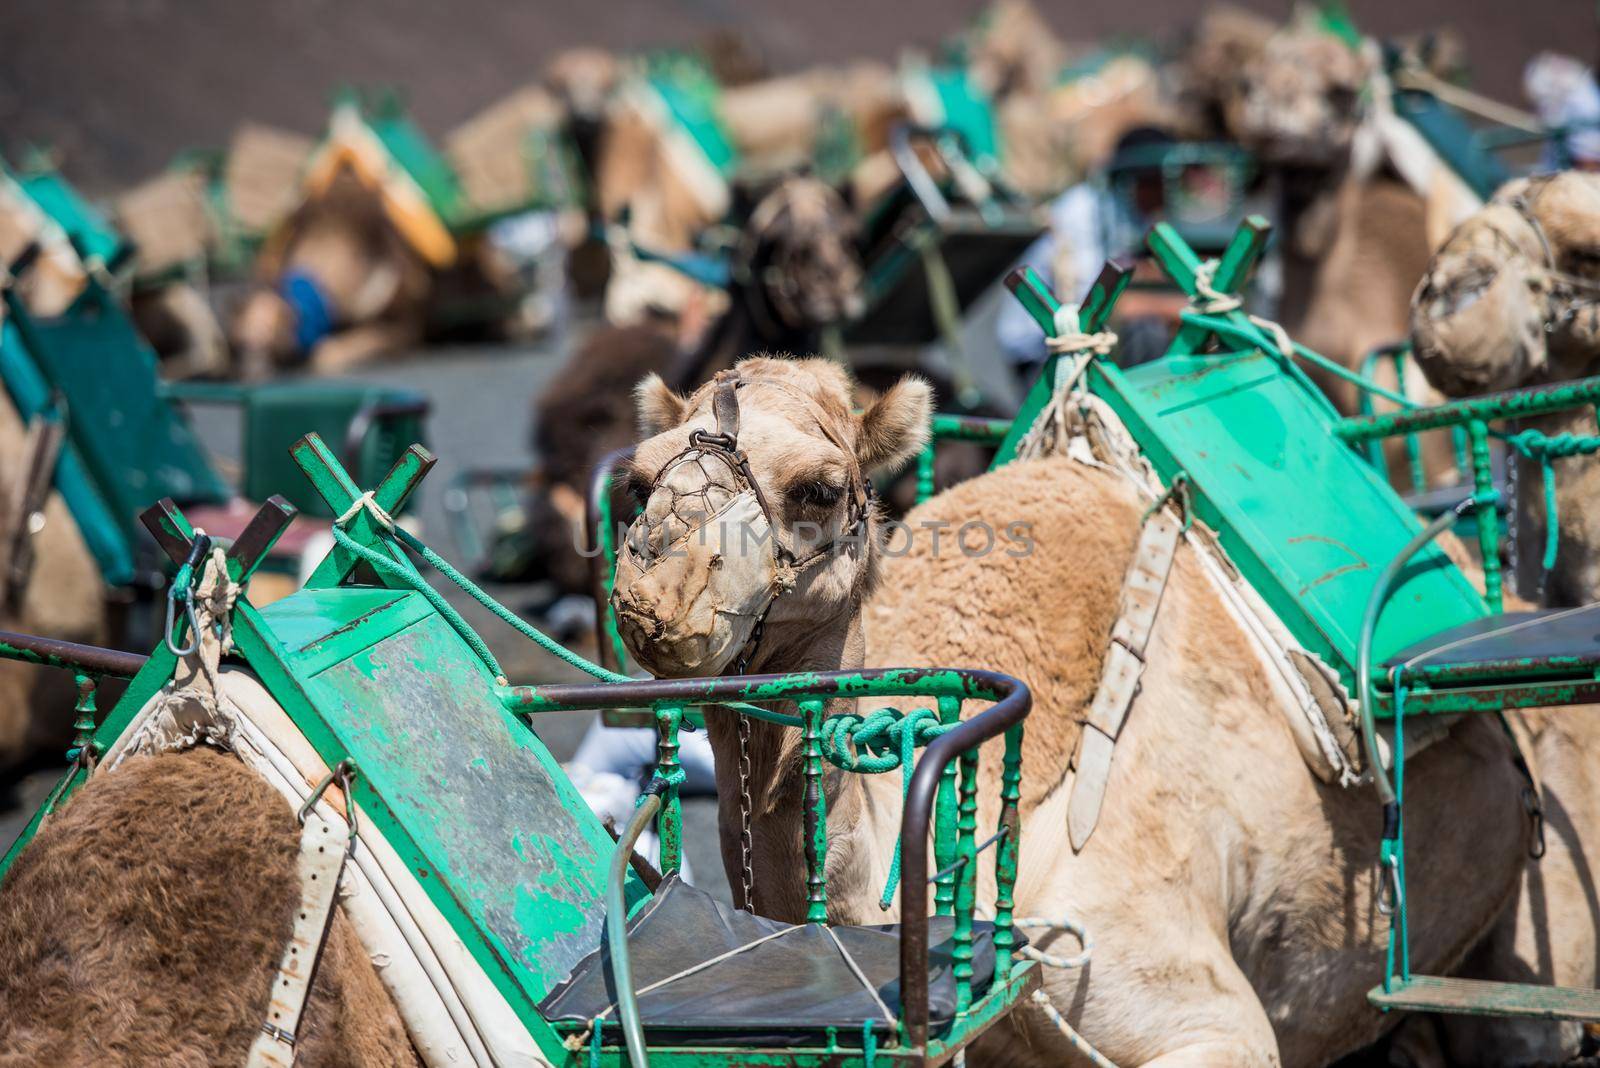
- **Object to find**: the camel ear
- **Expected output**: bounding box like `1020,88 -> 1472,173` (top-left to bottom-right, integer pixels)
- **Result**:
635,372 -> 689,436
855,374 -> 933,475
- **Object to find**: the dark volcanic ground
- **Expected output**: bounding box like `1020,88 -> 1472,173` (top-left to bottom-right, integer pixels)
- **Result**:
1,0 -> 1585,192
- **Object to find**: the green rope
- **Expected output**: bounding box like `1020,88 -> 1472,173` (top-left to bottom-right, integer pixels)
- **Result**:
820,706 -> 953,908
1381,669 -> 1410,991
862,1019 -> 878,1067
1502,429 -> 1600,570
331,525 -> 508,681
334,514 -> 793,726
589,1016 -> 604,1068
1181,312 -> 1417,411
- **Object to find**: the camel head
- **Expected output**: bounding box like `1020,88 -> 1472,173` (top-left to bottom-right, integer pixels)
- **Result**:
1192,9 -> 1370,168
735,175 -> 865,333
612,357 -> 930,677
1413,172 -> 1600,396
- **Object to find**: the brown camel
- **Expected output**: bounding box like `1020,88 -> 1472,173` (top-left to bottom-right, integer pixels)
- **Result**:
0,746 -> 417,1066
229,169 -> 435,377
509,175 -> 864,598
613,355 -> 1572,1065
1412,170 -> 1600,606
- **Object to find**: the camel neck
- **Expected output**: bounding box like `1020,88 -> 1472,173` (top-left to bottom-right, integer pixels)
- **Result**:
703,599 -> 873,922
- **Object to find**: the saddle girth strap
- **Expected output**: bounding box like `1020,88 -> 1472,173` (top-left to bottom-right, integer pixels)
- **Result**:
1068,507 -> 1183,851
246,811 -> 351,1067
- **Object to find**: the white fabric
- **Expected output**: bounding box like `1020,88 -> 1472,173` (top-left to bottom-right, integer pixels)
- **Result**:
1068,509 -> 1183,850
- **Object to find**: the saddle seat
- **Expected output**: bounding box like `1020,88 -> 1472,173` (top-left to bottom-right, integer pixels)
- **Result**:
1382,604 -> 1600,697
541,874 -> 1011,1048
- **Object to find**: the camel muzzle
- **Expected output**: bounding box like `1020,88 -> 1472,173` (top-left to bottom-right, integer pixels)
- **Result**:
612,488 -> 784,677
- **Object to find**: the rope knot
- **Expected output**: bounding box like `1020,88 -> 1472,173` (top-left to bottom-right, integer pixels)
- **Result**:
1046,330 -> 1119,357
336,490 -> 396,531
1190,259 -> 1243,315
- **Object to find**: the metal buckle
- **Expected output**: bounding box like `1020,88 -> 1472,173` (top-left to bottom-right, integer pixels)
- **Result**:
260,1021 -> 297,1046
689,429 -> 735,451
298,759 -> 359,843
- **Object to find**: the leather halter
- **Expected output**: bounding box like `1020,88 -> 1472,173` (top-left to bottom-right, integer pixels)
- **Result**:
653,369 -> 873,669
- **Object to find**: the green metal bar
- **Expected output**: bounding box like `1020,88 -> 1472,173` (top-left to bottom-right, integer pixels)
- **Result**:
503,667 -> 1011,715
991,723 -> 1023,979
916,444 -> 936,505
1335,376 -> 1600,442
0,631 -> 146,678
1372,678 -> 1600,717
932,695 -> 961,917
655,704 -> 684,877
1468,421 -> 1503,612
916,416 -> 1013,505
951,743 -> 980,1015
800,697 -> 829,924
1358,347 -> 1389,471
992,261 -> 1133,466
598,478 -> 628,672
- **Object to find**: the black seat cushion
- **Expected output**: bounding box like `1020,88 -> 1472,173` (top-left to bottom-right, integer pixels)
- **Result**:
1384,603 -> 1600,680
538,874 -> 1016,1048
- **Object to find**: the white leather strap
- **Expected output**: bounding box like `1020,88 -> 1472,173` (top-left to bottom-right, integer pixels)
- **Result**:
247,812 -> 350,1067
1069,508 -> 1182,851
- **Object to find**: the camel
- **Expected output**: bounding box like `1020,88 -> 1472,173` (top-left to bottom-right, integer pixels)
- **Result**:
0,746 -> 418,1066
506,175 -> 864,599
613,355 -> 1582,1065
1178,8 -> 1474,489
1412,170 -> 1600,606
0,348 -> 108,781
229,170 -> 435,378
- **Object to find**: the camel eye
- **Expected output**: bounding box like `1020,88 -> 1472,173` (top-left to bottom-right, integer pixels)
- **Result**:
787,479 -> 844,510
625,473 -> 654,506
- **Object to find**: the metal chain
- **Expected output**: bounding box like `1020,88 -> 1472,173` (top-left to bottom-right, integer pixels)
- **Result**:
736,710 -> 756,911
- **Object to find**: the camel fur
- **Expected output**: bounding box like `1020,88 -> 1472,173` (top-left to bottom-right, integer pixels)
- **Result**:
1412,171 -> 1600,604
0,747 -> 417,1067
617,359 -> 1566,1065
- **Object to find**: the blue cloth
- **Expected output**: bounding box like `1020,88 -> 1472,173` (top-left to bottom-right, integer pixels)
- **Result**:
281,269 -> 335,358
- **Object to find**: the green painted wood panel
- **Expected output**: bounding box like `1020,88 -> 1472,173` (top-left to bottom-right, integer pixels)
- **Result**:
296,604 -> 638,1001
1090,350 -> 1487,688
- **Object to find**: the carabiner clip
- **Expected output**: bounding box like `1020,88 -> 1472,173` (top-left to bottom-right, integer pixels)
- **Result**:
1376,855 -> 1403,918
164,534 -> 212,657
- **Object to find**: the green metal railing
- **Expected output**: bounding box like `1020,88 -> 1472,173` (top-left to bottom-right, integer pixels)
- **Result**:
1355,342 -> 1470,496
914,415 -> 1012,505
503,666 -> 1031,1052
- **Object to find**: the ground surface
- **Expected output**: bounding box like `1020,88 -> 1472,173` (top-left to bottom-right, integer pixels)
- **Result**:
2,0 -> 1584,191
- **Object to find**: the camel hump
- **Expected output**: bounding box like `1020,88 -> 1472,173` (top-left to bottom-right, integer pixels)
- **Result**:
0,749 -> 415,1065
867,456 -> 1145,809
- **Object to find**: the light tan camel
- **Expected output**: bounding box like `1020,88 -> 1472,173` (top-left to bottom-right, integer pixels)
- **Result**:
0,370 -> 107,775
0,746 -> 418,1065
1183,8 -> 1463,498
611,356 -> 1560,1065
1413,170 -> 1600,606
229,169 -> 435,377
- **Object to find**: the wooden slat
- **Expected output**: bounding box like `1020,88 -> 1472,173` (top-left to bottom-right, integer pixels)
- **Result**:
1370,976 -> 1600,1021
